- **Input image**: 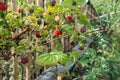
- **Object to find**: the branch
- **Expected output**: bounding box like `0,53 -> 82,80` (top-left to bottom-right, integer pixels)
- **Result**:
11,28 -> 29,40
89,11 -> 120,20
87,27 -> 109,35
72,78 -> 78,80
0,57 -> 4,60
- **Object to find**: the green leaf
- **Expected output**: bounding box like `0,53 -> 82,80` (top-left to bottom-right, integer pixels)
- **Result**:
57,52 -> 69,66
80,59 -> 88,67
0,21 -> 4,26
40,30 -> 48,37
17,46 -> 26,50
70,33 -> 78,41
21,3 -> 30,9
62,0 -> 72,7
47,5 -> 63,13
62,0 -> 86,9
0,27 -> 5,34
16,46 -> 26,54
36,51 -> 70,66
61,24 -> 74,34
54,39 -> 63,51
0,40 -> 6,46
61,24 -> 73,30
77,0 -> 86,6
36,53 -> 58,66
19,39 -> 29,45
78,12 -> 91,29
18,39 -> 31,49
36,46 -> 44,52
31,46 -> 36,52
35,7 -> 44,13
8,41 -> 17,47
70,51 -> 81,58
0,12 -> 5,18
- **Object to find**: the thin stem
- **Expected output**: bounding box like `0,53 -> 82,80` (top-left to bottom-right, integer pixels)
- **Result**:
89,11 -> 120,20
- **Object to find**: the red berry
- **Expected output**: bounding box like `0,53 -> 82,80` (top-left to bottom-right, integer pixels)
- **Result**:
0,2 -> 7,11
79,72 -> 84,76
51,0 -> 56,6
0,35 -> 2,39
54,29 -> 61,36
17,8 -> 21,13
66,14 -> 72,20
35,31 -> 41,38
70,41 -> 75,46
21,57 -> 28,64
81,27 -> 86,33
79,46 -> 84,50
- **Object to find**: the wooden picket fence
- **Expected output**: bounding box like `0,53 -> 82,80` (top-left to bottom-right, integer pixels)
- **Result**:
0,0 -> 99,80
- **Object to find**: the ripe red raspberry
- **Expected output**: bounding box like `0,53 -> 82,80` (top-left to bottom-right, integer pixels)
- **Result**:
0,35 -> 2,39
21,57 -> 28,64
70,41 -> 75,46
79,72 -> 84,76
79,46 -> 84,50
54,29 -> 61,36
17,8 -> 21,13
81,27 -> 86,33
35,31 -> 41,38
0,2 -> 7,11
66,14 -> 72,20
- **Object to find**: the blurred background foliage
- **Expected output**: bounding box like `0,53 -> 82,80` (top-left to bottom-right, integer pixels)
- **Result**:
63,0 -> 120,80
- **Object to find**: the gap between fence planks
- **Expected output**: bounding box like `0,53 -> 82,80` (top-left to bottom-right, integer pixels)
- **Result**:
11,0 -> 17,11
11,47 -> 18,80
25,1 -> 32,80
11,0 -> 18,80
